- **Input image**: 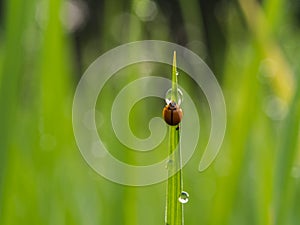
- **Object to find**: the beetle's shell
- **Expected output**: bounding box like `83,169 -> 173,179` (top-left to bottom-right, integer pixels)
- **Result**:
162,102 -> 183,126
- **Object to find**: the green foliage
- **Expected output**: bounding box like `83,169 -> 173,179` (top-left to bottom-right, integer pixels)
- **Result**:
0,0 -> 299,225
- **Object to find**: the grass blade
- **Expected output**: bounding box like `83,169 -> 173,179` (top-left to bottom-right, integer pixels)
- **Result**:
165,51 -> 184,225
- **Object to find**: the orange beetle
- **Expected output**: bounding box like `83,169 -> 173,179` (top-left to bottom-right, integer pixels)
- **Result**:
162,102 -> 183,126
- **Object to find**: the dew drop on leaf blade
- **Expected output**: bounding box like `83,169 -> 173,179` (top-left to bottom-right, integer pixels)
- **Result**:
165,88 -> 183,105
178,191 -> 189,204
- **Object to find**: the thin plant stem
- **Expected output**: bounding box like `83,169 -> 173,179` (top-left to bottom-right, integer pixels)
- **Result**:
165,52 -> 184,225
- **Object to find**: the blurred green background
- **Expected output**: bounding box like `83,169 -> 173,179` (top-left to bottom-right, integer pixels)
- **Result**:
0,0 -> 300,224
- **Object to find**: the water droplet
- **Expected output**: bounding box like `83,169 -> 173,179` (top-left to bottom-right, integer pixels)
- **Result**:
178,191 -> 189,204
176,71 -> 179,76
165,159 -> 174,169
165,88 -> 183,105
